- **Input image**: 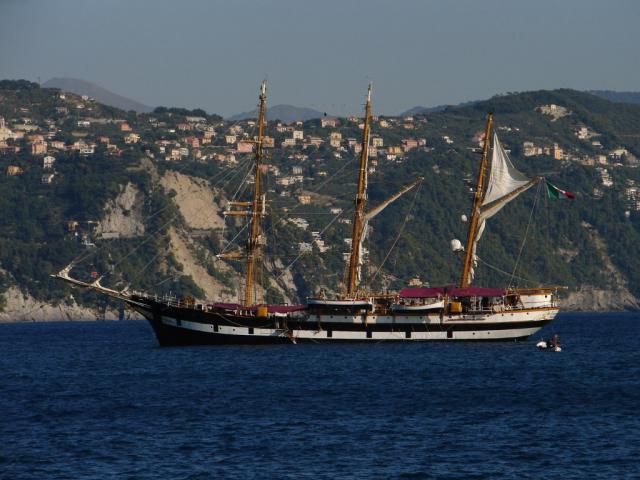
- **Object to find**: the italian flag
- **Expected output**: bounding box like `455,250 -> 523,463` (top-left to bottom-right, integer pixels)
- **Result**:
546,180 -> 575,200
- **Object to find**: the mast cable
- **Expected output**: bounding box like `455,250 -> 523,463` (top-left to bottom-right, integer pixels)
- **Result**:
367,182 -> 422,288
508,181 -> 542,289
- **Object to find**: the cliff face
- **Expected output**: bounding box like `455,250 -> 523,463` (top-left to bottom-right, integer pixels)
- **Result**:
160,171 -> 225,230
96,182 -> 145,239
559,286 -> 639,311
0,287 -> 124,322
557,223 -> 640,311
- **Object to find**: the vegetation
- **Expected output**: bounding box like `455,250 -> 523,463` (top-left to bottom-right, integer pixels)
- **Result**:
2,82 -> 640,313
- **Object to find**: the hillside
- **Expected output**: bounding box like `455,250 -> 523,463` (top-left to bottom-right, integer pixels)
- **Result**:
43,77 -> 153,113
590,90 -> 640,106
2,80 -> 640,319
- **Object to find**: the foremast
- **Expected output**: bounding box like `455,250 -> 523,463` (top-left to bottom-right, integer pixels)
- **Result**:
221,81 -> 267,305
460,113 -> 492,288
344,84 -> 373,297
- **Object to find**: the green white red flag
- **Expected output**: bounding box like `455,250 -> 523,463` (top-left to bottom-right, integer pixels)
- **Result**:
546,180 -> 575,200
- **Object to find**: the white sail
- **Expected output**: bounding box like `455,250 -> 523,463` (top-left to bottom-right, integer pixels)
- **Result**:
465,133 -> 538,284
482,133 -> 530,212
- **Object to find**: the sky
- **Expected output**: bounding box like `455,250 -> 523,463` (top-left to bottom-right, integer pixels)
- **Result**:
1,0 -> 639,117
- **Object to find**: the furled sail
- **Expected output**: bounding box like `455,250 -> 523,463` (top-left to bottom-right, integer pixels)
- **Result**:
465,133 -> 539,283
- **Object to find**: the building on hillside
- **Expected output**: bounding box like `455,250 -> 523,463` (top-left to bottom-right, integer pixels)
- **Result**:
387,146 -> 402,155
119,122 -> 132,132
41,173 -> 55,184
553,143 -> 563,161
6,166 -> 23,176
31,141 -> 47,155
225,135 -> 237,144
321,118 -> 338,128
293,130 -> 304,140
185,116 -> 206,124
402,138 -> 418,151
262,136 -> 275,148
305,136 -> 323,148
329,132 -> 342,148
298,242 -> 313,253
298,194 -> 311,205
237,140 -> 253,153
124,133 -> 140,144
184,136 -> 200,149
43,155 -> 55,169
610,147 -> 629,159
371,136 -> 383,147
0,117 -> 16,141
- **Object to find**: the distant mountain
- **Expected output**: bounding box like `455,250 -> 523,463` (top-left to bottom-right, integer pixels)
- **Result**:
43,77 -> 153,113
400,100 -> 480,117
589,90 -> 640,106
228,104 -> 325,122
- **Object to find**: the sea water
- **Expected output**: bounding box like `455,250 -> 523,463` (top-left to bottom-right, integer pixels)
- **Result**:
1,313 -> 638,479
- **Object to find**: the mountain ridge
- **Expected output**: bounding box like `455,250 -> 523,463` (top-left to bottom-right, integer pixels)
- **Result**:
43,77 -> 154,113
228,104 -> 326,122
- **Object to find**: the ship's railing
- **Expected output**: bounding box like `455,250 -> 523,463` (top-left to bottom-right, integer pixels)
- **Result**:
130,290 -> 208,310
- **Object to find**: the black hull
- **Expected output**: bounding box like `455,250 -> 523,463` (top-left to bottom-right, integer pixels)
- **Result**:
147,317 -> 535,346
132,298 -> 553,346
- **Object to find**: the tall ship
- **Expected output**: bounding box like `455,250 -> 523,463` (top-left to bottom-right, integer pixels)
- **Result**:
55,82 -> 560,344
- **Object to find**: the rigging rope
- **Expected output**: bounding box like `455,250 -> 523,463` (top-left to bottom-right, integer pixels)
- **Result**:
272,208 -> 347,284
367,182 -> 422,288
477,257 -> 530,284
508,181 -> 542,289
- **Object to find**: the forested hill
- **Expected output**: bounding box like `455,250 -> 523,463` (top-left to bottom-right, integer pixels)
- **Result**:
1,79 -> 640,319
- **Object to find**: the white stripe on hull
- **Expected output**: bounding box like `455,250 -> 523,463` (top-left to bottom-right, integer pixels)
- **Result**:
145,309 -> 557,342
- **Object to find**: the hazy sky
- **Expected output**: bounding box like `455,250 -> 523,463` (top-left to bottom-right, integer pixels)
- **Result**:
1,0 -> 639,117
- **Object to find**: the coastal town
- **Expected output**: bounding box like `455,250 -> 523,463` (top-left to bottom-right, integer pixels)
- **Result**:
1,86 -> 638,215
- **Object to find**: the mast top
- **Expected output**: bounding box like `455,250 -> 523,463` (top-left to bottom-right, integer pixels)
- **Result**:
367,83 -> 372,102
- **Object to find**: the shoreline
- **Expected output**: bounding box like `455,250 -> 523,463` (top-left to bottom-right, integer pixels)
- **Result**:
1,308 -> 638,324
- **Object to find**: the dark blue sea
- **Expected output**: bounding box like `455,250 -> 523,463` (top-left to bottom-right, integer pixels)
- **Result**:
1,313 -> 639,479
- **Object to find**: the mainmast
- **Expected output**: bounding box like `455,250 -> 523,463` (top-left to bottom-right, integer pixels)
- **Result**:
221,82 -> 267,305
244,81 -> 267,305
344,84 -> 373,297
460,113 -> 492,288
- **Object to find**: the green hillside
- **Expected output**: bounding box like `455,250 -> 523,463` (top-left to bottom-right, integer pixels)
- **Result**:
1,80 -> 639,315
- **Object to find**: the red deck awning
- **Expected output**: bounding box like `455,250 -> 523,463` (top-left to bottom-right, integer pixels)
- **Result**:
399,286 -> 505,298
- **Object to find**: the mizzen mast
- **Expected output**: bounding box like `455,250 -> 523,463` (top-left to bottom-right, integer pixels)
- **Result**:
460,113 -> 492,288
344,84 -> 373,297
